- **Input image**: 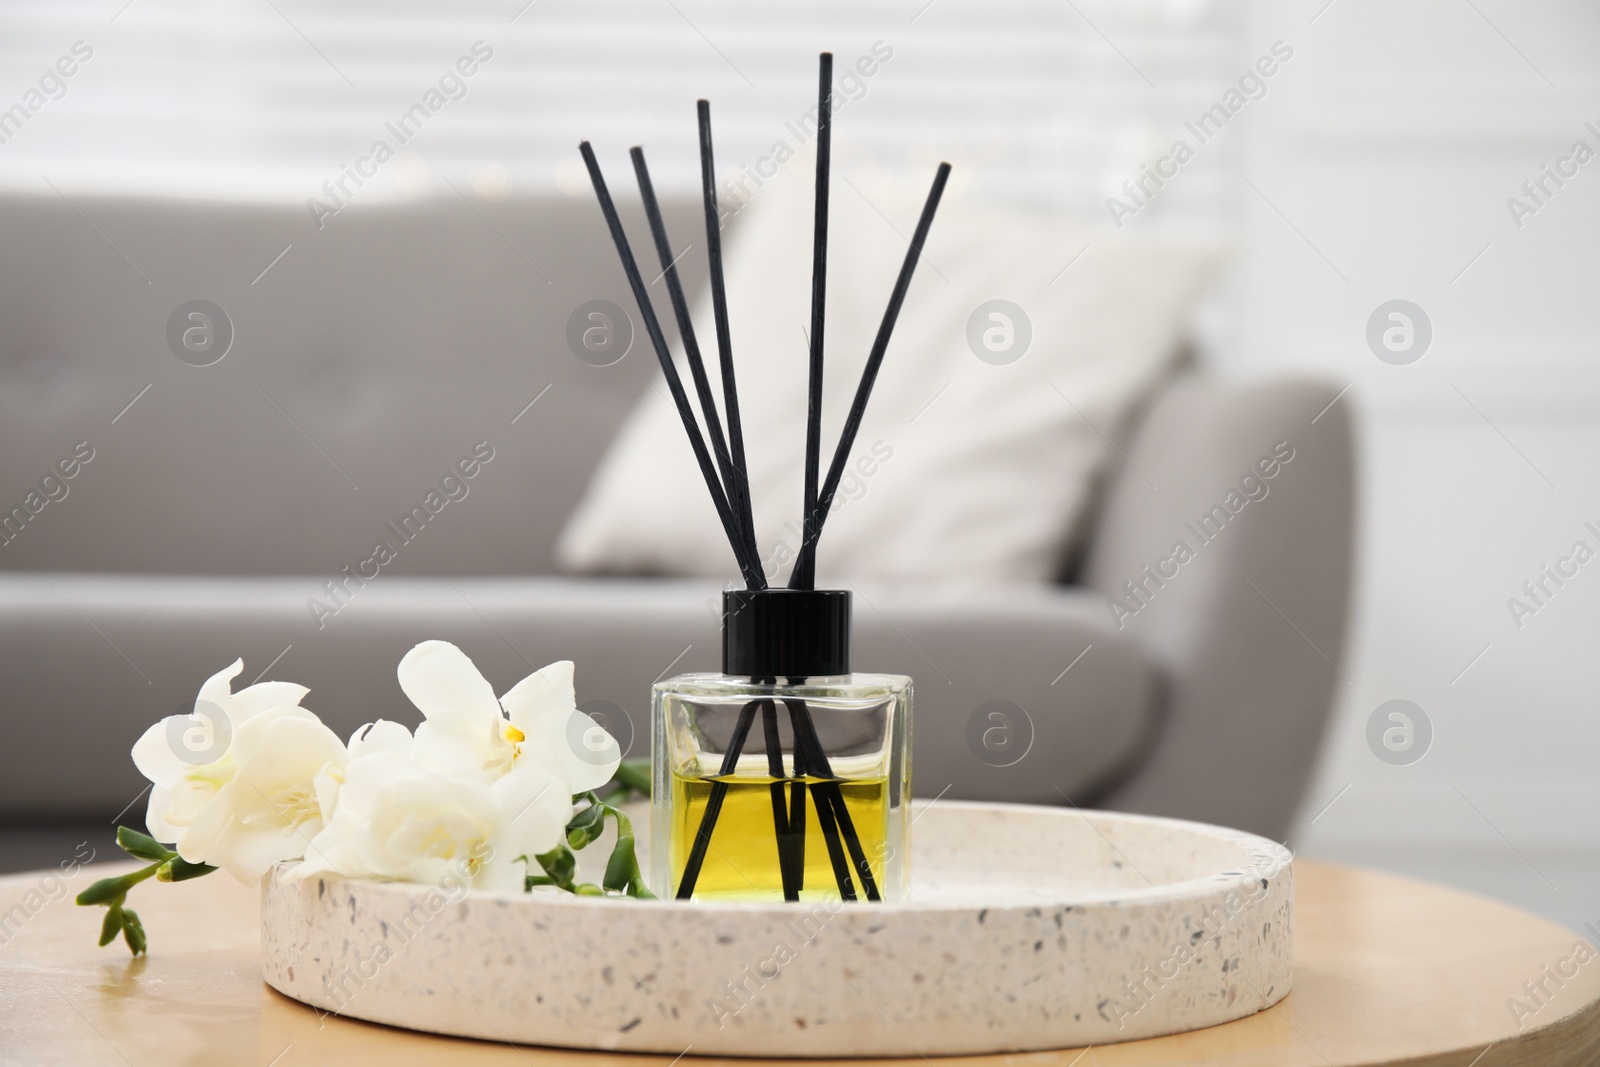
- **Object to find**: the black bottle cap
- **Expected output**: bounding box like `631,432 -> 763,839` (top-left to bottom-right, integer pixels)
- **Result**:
722,589 -> 851,679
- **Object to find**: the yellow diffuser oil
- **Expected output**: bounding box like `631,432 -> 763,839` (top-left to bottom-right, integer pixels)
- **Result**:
667,770 -> 892,902
652,589 -> 911,903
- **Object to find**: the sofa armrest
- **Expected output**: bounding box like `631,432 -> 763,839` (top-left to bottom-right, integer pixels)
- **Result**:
1078,377 -> 1355,839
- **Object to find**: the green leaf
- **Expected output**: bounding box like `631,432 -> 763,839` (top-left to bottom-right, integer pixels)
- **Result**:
566,794 -> 604,830
116,826 -> 173,863
574,883 -> 605,897
565,797 -> 607,850
120,909 -> 147,956
534,844 -> 576,891
76,875 -> 131,907
80,852 -> 181,954
162,857 -> 218,882
98,905 -> 124,947
567,825 -> 602,851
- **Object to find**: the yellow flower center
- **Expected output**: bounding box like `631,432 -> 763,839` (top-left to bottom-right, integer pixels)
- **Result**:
501,721 -> 525,762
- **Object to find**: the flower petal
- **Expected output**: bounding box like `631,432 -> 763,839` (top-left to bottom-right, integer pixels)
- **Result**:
282,853 -> 335,883
398,641 -> 502,729
502,660 -> 619,793
178,791 -> 311,882
365,774 -> 495,883
472,854 -> 525,894
491,764 -> 572,860
312,765 -> 343,825
348,719 -> 413,761
227,706 -> 317,758
500,660 -> 576,724
228,681 -> 311,724
196,658 -> 244,710
143,785 -> 182,844
240,715 -> 347,782
413,720 -> 508,780
333,751 -> 419,813
130,718 -> 192,787
523,707 -> 622,796
162,776 -> 223,829
175,715 -> 346,882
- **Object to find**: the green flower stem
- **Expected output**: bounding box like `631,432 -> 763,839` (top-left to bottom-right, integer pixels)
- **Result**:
526,793 -> 653,899
601,803 -> 654,899
77,826 -> 217,956
77,855 -> 163,905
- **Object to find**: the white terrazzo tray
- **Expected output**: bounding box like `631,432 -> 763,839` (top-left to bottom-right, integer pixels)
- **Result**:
261,800 -> 1292,1056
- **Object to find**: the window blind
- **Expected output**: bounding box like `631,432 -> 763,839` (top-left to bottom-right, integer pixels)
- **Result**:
0,0 -> 1241,225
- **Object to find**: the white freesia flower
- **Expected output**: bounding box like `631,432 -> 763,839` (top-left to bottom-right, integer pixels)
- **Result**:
291,736 -> 572,893
175,713 -> 347,881
309,718 -> 413,829
287,643 -> 618,891
399,641 -> 622,794
126,644 -> 617,893
130,658 -> 345,882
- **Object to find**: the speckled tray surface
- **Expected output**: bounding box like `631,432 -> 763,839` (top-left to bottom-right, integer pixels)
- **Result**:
261,801 -> 1293,1056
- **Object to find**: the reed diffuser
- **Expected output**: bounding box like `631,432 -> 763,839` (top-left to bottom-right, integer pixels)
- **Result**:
580,53 -> 949,902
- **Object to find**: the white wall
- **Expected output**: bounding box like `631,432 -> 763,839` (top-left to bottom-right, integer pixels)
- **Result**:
1221,0 -> 1600,931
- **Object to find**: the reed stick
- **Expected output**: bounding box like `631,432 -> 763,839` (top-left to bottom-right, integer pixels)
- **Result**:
809,761 -> 857,901
825,788 -> 878,897
787,695 -> 880,900
630,146 -> 764,589
578,141 -> 763,587
795,52 -> 834,593
789,162 -> 951,587
674,698 -> 760,898
697,100 -> 761,574
586,65 -> 927,905
761,700 -> 800,901
787,740 -> 807,896
666,57 -> 863,902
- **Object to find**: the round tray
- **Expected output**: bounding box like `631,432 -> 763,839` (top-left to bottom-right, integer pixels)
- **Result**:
261,800 -> 1292,1056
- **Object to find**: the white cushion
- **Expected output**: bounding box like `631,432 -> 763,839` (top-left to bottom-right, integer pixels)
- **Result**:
557,146 -> 1220,585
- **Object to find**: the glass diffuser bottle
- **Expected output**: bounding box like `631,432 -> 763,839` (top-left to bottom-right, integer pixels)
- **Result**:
653,590 -> 911,902
580,52 -> 947,904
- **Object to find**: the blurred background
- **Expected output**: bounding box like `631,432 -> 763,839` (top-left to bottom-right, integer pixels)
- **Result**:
1,0 -> 1596,933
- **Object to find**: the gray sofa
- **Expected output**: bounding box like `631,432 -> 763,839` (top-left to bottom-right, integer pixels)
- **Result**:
0,193 -> 1353,872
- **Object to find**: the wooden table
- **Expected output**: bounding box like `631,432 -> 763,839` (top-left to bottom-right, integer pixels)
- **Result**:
1,859 -> 1596,1066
